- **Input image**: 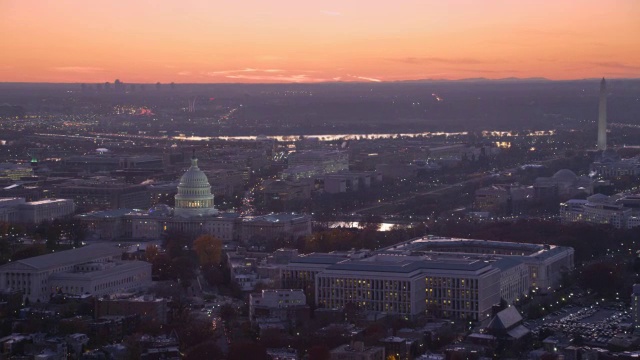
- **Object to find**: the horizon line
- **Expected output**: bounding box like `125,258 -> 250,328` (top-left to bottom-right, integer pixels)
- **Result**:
2,76 -> 640,86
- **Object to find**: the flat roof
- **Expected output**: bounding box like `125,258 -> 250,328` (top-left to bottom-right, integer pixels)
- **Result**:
1,243 -> 123,271
244,213 -> 309,223
325,255 -> 492,274
23,199 -> 72,206
289,253 -> 349,265
49,261 -> 149,281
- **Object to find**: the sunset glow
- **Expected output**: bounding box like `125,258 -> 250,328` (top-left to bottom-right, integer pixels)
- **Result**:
1,0 -> 639,83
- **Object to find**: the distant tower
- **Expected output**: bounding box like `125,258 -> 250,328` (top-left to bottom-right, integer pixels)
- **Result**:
597,77 -> 607,150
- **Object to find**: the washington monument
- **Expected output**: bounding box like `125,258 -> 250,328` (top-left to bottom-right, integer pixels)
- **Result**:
598,77 -> 607,150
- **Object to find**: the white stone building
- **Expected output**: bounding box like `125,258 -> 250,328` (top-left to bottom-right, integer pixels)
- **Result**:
0,243 -> 128,301
0,197 -> 75,224
48,261 -> 151,298
249,289 -> 307,321
174,155 -> 218,217
561,193 -> 640,229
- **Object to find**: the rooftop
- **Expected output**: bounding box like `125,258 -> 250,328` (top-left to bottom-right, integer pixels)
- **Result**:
0,243 -> 123,271
325,254 -> 494,274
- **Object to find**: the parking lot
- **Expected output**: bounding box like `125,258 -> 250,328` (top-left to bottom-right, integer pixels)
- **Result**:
528,305 -> 632,346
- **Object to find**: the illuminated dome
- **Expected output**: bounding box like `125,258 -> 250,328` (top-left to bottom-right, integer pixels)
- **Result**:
174,156 -> 217,217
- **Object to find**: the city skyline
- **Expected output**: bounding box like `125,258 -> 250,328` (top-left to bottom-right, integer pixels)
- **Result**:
1,0 -> 639,83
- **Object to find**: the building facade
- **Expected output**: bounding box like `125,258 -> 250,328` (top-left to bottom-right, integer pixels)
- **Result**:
282,237 -> 573,320
0,244 -> 128,301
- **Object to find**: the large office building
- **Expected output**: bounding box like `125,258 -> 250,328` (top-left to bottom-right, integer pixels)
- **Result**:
591,149 -> 640,178
56,179 -> 150,211
239,214 -> 312,244
287,150 -> 349,174
62,155 -> 163,173
560,193 -> 640,229
0,197 -> 75,224
0,243 -> 151,302
282,237 -> 573,320
0,163 -> 33,181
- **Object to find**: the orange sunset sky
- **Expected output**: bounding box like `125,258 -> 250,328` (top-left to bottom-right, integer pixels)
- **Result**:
1,0 -> 639,83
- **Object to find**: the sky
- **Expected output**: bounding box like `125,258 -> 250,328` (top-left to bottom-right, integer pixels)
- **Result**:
1,0 -> 639,83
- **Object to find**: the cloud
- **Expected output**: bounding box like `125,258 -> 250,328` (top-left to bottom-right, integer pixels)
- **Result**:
349,75 -> 382,82
225,74 -> 326,83
591,62 -> 640,71
177,71 -> 191,76
388,57 -> 486,65
321,10 -> 342,16
53,66 -> 104,73
206,68 -> 285,76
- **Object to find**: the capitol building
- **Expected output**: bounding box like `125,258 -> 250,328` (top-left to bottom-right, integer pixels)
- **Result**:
77,155 -> 311,244
174,156 -> 218,218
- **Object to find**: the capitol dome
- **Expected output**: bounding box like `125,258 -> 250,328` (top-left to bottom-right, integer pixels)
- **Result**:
174,155 -> 217,217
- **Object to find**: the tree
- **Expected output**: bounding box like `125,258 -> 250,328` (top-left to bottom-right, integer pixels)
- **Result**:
145,244 -> 159,263
172,256 -> 195,289
151,254 -> 173,280
308,345 -> 331,360
227,341 -> 268,360
184,341 -> 223,360
178,316 -> 217,349
219,303 -> 237,324
202,265 -> 224,286
193,234 -> 223,267
163,230 -> 190,259
12,244 -> 47,261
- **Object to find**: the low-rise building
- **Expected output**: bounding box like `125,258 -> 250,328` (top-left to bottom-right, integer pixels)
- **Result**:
331,341 -> 385,360
249,289 -> 308,324
96,294 -> 170,324
240,214 -> 312,244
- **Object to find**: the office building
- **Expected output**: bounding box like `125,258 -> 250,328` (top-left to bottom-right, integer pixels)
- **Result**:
288,150 -> 349,174
0,243 -> 132,301
240,214 -> 312,244
56,179 -> 150,211
0,163 -> 33,181
591,149 -> 640,178
0,197 -> 75,224
282,237 -> 573,320
560,193 -> 640,229
249,289 -> 308,324
330,341 -> 385,360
